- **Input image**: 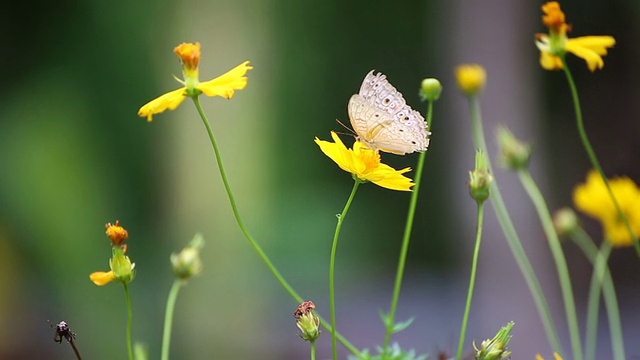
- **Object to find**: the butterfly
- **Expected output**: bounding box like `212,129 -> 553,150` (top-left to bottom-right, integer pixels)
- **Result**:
348,70 -> 430,155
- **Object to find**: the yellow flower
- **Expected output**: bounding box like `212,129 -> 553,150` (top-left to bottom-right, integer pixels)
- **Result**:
573,170 -> 640,247
90,225 -> 136,286
455,64 -> 486,96
535,2 -> 615,72
535,353 -> 563,360
315,132 -> 414,191
138,42 -> 252,121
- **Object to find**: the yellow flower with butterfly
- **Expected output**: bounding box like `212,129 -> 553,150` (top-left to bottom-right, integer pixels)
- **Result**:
315,132 -> 414,191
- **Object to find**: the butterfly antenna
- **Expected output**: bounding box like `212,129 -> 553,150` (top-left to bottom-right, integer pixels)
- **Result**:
334,119 -> 357,139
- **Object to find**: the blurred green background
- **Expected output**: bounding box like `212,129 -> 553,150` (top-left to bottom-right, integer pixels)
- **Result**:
1,1 -> 639,359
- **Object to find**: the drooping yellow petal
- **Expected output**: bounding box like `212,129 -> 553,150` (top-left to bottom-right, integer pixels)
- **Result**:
198,61 -> 253,99
138,87 -> 187,121
90,270 -> 116,286
315,132 -> 414,191
539,50 -> 563,70
566,36 -> 615,72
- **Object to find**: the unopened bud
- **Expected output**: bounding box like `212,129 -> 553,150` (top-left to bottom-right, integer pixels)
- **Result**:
171,234 -> 204,280
469,150 -> 493,204
497,126 -> 531,170
419,78 -> 442,102
474,321 -> 514,360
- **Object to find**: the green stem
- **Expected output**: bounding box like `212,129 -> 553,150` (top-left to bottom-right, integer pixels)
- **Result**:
456,202 -> 485,360
518,170 -> 582,360
161,280 -> 183,360
189,97 -> 361,356
561,62 -> 640,257
123,284 -> 134,360
310,340 -> 316,360
466,95 -> 563,354
381,100 -> 434,355
329,180 -> 361,360
570,228 -> 624,360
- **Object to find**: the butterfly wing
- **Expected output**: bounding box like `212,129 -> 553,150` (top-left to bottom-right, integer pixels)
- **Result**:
348,94 -> 426,155
350,70 -> 430,155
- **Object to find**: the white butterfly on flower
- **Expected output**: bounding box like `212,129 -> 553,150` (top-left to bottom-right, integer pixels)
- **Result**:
348,70 -> 430,155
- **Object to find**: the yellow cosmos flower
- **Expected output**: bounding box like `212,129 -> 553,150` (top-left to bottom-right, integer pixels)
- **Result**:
138,42 -> 252,121
314,132 -> 414,191
573,170 -> 640,247
535,353 -> 563,360
535,2 -> 615,72
455,64 -> 486,96
90,223 -> 136,286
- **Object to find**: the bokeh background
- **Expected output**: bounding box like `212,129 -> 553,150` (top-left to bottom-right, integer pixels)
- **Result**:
1,0 -> 639,359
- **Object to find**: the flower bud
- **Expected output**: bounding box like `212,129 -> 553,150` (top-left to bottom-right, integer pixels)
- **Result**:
455,64 -> 486,96
474,321 -> 514,360
111,246 -> 135,284
294,301 -> 320,342
419,78 -> 442,102
497,126 -> 531,170
553,207 -> 579,237
469,150 -> 493,204
171,234 -> 204,280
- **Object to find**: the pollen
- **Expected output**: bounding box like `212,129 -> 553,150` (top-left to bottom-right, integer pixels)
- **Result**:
174,42 -> 201,70
541,2 -> 571,34
105,220 -> 128,246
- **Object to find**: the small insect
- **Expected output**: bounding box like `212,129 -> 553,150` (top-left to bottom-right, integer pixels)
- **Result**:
293,300 -> 316,320
50,320 -> 76,344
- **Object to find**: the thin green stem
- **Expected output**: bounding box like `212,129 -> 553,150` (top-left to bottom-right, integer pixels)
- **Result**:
561,62 -> 640,257
189,97 -> 361,356
518,170 -> 582,360
570,228 -> 625,360
123,284 -> 134,360
456,202 -> 485,360
466,96 -> 563,354
161,280 -> 183,360
381,100 -> 434,355
329,180 -> 361,360
310,340 -> 317,360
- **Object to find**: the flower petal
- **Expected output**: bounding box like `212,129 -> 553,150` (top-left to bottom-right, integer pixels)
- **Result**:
566,36 -> 615,72
573,170 -> 640,247
568,36 -> 615,55
315,132 -> 358,175
315,132 -> 414,191
368,165 -> 414,191
90,270 -> 116,286
198,61 -> 253,99
138,87 -> 187,121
